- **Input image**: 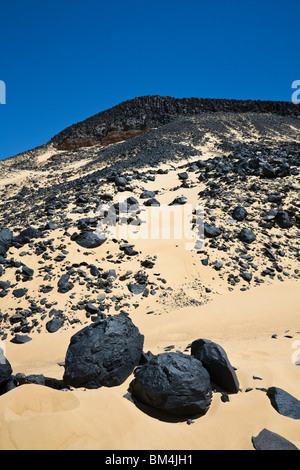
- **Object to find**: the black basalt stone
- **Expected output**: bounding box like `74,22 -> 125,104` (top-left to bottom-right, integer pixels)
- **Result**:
262,164 -> 276,178
72,231 -> 107,249
128,283 -> 146,295
128,352 -> 212,418
140,190 -> 156,199
252,428 -> 299,450
266,387 -> 300,419
143,198 -> 160,207
63,313 -> 144,389
191,338 -> 240,394
275,211 -> 293,229
14,226 -> 42,245
46,317 -> 64,333
0,349 -> 13,394
12,288 -> 28,298
10,334 -> 32,344
0,228 -> 13,256
57,274 -> 74,294
232,206 -> 247,221
238,228 -> 256,244
204,223 -> 221,238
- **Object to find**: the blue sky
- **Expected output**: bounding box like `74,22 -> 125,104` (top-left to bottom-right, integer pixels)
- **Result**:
0,0 -> 300,160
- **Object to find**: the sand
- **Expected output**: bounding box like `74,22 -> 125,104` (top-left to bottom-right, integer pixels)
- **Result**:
0,279 -> 299,450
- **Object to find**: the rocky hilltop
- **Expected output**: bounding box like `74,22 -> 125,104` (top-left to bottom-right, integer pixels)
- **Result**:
50,95 -> 300,149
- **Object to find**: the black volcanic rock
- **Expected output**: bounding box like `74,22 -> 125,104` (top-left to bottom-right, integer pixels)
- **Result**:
191,339 -> 240,394
0,228 -> 13,256
169,196 -> 187,205
46,317 -> 64,333
266,387 -> 300,419
16,373 -> 65,390
204,223 -> 221,238
262,164 -> 276,178
128,283 -> 146,295
0,349 -> 12,394
232,206 -> 247,221
275,211 -> 293,229
129,352 -> 212,418
71,231 -> 107,249
57,274 -> 74,294
12,288 -> 28,298
49,95 -> 300,146
238,228 -> 256,244
140,190 -> 156,199
63,313 -> 144,389
13,226 -> 42,245
252,428 -> 299,450
10,334 -> 32,344
143,198 -> 160,207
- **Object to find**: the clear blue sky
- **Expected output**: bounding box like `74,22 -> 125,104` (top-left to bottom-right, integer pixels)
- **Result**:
1,0 -> 300,160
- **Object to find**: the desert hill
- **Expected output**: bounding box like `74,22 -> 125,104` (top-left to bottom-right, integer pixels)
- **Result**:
0,96 -> 299,450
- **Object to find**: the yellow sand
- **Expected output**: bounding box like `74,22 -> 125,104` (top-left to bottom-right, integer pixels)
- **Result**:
0,279 -> 299,450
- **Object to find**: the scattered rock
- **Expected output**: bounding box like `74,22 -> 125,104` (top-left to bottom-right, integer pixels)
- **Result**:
10,334 -> 32,344
15,373 -> 65,390
46,317 -> 64,333
143,198 -> 160,207
71,231 -> 107,249
232,206 -> 247,221
238,228 -> 256,244
12,288 -> 28,298
0,228 -> 13,256
204,223 -> 221,238
128,283 -> 146,295
57,274 -> 74,294
275,211 -> 293,229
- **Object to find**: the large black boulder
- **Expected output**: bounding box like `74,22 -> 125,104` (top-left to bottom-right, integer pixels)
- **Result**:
267,387 -> 300,419
0,228 -> 13,256
128,352 -> 212,418
63,313 -> 144,389
252,428 -> 299,450
191,339 -> 239,393
71,230 -> 107,249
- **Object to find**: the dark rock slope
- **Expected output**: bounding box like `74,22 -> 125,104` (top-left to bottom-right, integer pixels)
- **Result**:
49,95 -> 300,147
0,99 -> 299,344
